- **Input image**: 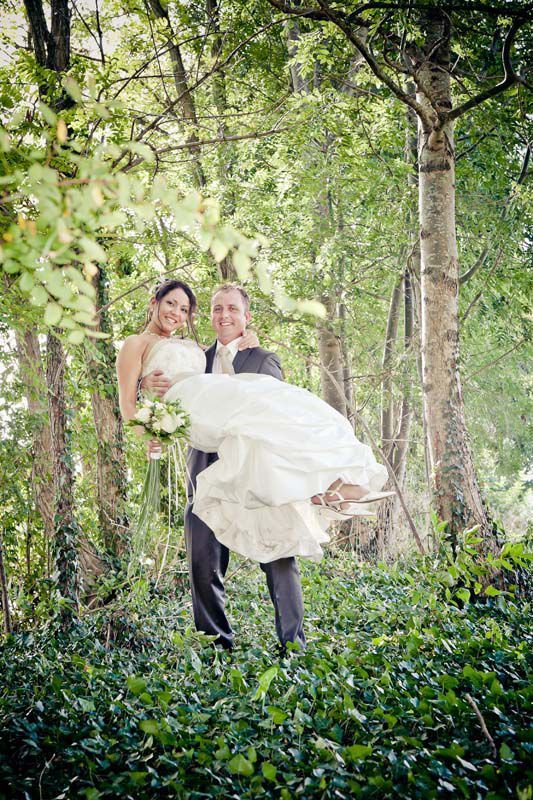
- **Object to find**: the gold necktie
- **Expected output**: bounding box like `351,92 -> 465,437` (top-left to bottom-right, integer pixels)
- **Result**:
218,345 -> 235,375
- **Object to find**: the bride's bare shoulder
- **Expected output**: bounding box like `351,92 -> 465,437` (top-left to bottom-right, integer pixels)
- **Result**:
120,333 -> 151,354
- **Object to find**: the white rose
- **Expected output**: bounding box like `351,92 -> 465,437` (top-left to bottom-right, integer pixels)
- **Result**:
134,407 -> 152,424
152,420 -> 162,432
160,412 -> 179,434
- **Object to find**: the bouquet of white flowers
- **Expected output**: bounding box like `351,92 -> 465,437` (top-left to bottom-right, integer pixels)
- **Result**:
131,397 -> 190,447
127,397 -> 190,572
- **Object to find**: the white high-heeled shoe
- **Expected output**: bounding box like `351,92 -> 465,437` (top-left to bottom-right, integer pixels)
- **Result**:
313,483 -> 396,521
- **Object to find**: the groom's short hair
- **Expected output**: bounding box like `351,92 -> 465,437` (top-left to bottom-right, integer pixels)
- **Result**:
211,283 -> 250,312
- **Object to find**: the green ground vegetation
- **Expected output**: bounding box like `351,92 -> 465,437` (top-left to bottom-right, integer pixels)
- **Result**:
1,548 -> 530,799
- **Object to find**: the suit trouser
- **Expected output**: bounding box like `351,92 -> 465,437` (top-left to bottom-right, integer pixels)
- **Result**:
184,504 -> 306,650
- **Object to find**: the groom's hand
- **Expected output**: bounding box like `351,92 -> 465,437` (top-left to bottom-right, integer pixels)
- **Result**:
239,330 -> 259,350
140,369 -> 170,398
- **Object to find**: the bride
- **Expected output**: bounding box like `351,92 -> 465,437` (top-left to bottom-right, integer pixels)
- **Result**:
117,279 -> 392,562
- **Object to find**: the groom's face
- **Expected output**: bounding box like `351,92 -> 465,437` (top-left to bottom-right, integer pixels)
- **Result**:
211,289 -> 251,345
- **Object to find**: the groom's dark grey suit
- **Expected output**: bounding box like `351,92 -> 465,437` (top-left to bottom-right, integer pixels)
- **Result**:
184,342 -> 306,651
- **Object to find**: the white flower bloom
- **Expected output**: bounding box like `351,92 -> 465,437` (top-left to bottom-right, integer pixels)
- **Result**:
152,420 -> 162,432
134,407 -> 152,424
160,412 -> 179,433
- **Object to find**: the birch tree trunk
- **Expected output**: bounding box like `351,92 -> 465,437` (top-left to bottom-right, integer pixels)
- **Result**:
417,9 -> 493,547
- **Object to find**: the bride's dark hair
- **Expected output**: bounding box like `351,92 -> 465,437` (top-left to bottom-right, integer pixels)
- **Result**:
142,278 -> 199,341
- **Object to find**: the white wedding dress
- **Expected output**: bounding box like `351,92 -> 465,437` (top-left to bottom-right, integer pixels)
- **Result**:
142,338 -> 388,563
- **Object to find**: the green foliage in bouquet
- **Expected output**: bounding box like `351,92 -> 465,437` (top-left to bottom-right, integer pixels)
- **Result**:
126,397 -> 190,574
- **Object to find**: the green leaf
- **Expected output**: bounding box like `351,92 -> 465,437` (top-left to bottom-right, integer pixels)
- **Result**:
139,719 -> 159,736
484,585 -> 501,597
129,772 -> 148,785
62,77 -> 83,103
79,237 -> 107,263
296,298 -> 327,318
232,250 -> 251,278
73,311 -> 96,326
253,665 -> 279,700
456,588 -> 470,603
67,329 -> 85,345
127,676 -> 147,696
499,742 -> 514,761
30,285 -> 49,306
267,705 -> 288,724
39,102 -> 57,126
211,238 -> 229,262
262,762 -> 277,781
19,271 -> 35,292
157,690 -> 172,708
215,743 -> 231,761
227,753 -> 254,776
72,294 -> 96,313
44,303 -> 63,326
345,744 -> 372,761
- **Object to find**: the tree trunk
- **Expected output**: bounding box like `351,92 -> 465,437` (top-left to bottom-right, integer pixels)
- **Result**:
88,266 -> 129,557
24,0 -> 84,611
317,293 -> 348,417
381,278 -> 402,457
46,333 -> 80,615
339,301 -> 355,428
207,0 -> 237,280
145,0 -> 206,189
15,330 -> 55,573
417,9 -> 494,547
0,531 -> 13,634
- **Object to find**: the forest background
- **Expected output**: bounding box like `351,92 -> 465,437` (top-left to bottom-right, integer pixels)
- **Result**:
0,0 -> 530,588
0,0 -> 531,797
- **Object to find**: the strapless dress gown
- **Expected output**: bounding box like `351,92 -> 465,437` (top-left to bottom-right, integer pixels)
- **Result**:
141,338 -> 388,563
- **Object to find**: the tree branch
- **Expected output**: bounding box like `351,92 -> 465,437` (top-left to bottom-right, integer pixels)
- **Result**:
445,15 -> 527,124
464,338 -> 526,382
123,123 -> 293,172
97,263 -> 195,314
349,1 -> 531,17
265,0 -> 339,22
110,14 -> 294,170
465,693 -> 497,760
315,0 -> 434,128
460,143 -> 530,284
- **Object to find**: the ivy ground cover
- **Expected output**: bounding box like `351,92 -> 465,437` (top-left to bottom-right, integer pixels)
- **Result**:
0,555 -> 530,798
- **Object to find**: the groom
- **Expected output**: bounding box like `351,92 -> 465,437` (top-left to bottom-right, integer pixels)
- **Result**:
142,283 -> 305,652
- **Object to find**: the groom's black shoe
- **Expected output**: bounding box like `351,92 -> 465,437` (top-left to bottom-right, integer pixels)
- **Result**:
214,635 -> 234,652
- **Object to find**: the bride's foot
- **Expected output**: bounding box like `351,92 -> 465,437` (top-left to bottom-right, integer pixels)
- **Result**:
312,481 -> 395,520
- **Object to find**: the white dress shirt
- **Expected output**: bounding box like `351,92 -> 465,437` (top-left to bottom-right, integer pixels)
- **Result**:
213,336 -> 242,374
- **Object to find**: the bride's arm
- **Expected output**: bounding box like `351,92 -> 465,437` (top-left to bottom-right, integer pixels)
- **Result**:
116,335 -> 146,421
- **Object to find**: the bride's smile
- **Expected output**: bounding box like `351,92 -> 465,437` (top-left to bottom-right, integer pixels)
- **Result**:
148,287 -> 191,336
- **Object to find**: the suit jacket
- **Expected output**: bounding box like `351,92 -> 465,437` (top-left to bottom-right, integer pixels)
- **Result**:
186,342 -> 282,500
